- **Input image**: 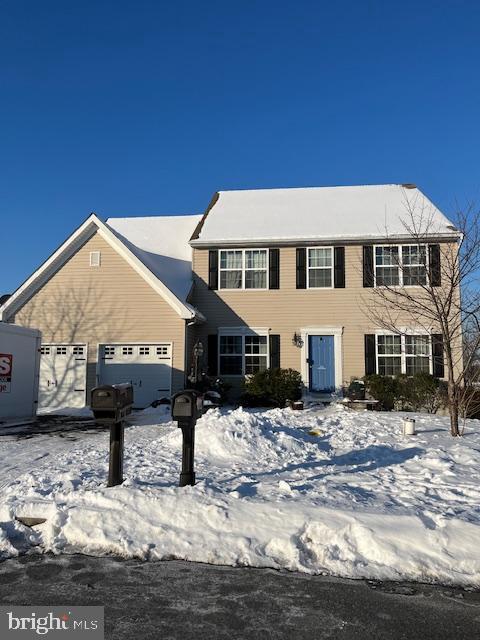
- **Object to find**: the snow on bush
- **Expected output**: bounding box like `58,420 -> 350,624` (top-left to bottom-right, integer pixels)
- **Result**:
0,405 -> 479,586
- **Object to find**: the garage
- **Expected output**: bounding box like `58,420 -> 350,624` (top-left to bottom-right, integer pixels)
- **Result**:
39,344 -> 88,410
98,343 -> 172,408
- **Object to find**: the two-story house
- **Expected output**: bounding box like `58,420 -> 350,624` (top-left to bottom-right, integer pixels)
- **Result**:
0,184 -> 461,408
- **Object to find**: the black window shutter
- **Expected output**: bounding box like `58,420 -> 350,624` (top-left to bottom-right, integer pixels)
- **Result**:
363,246 -> 374,288
334,247 -> 345,288
431,334 -> 445,378
364,334 -> 376,375
269,248 -> 280,289
208,250 -> 218,290
207,334 -> 218,376
429,244 -> 441,287
269,334 -> 280,369
296,248 -> 307,289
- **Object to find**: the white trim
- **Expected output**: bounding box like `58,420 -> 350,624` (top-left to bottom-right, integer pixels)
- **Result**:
306,246 -> 334,289
218,248 -> 269,291
300,326 -> 343,392
0,213 -> 196,321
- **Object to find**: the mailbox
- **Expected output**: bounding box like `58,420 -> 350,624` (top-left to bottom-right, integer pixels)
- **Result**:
91,383 -> 133,424
172,389 -> 203,423
171,389 -> 204,487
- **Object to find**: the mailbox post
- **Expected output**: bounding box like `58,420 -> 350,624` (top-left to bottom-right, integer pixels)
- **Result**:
171,390 -> 203,486
91,383 -> 133,487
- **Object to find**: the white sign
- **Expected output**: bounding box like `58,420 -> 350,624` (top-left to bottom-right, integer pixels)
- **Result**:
0,353 -> 12,393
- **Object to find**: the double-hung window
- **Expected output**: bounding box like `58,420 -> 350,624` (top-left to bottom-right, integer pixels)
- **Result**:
307,247 -> 333,288
376,334 -> 432,376
375,245 -> 427,287
219,250 -> 268,289
219,334 -> 268,375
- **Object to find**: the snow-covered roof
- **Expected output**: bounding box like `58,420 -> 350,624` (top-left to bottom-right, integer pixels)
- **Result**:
106,214 -> 202,303
191,184 -> 459,246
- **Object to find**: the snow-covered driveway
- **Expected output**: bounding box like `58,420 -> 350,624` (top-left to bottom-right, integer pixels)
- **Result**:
1,405 -> 479,586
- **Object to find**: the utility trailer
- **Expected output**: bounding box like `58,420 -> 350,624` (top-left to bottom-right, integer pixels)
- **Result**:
0,323 -> 41,424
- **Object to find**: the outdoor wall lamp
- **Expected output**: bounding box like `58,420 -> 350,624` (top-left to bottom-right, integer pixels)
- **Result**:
292,332 -> 304,348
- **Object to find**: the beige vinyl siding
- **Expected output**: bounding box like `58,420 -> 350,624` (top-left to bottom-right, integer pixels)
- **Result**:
192,245 -> 458,387
8,232 -> 186,398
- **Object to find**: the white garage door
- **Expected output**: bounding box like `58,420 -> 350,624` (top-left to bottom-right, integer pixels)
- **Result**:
39,344 -> 87,410
98,344 -> 172,408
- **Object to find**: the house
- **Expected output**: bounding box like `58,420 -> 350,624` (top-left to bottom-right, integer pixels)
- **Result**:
0,184 -> 461,408
189,184 -> 459,396
0,213 -> 203,409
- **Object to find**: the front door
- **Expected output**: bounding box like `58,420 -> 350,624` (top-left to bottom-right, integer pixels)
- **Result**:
308,335 -> 335,392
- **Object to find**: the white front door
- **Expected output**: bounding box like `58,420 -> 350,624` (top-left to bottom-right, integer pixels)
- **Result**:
98,344 -> 172,408
38,344 -> 87,410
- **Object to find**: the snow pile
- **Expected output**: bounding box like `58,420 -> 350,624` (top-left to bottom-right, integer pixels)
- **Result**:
1,405 -> 480,586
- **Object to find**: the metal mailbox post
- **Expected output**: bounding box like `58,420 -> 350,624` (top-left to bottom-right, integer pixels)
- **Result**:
171,390 -> 203,487
91,383 -> 133,487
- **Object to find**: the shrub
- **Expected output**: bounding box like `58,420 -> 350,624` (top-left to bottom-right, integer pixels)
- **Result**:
365,372 -> 447,413
243,368 -> 302,408
364,374 -> 398,410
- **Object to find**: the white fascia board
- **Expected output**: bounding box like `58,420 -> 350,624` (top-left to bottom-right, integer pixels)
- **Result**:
190,233 -> 461,248
1,213 -> 196,322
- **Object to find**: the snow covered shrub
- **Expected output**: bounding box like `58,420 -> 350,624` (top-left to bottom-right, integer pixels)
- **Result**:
242,368 -> 302,408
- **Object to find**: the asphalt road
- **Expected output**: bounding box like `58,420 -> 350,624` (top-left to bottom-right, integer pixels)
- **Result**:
0,554 -> 478,639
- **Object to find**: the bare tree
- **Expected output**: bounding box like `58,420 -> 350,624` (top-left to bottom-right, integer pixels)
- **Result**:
362,191 -> 480,436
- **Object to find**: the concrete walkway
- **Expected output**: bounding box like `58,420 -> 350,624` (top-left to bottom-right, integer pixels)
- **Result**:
0,554 -> 478,639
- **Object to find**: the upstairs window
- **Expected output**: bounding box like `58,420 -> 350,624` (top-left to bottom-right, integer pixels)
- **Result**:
219,249 -> 268,289
307,247 -> 333,288
375,245 -> 427,287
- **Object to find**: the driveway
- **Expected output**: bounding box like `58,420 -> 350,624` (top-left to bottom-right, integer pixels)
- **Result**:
0,554 -> 478,639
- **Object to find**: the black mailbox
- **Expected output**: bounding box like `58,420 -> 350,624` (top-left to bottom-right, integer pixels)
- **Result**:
172,390 -> 203,422
91,383 -> 133,488
91,383 -> 133,425
171,389 -> 204,487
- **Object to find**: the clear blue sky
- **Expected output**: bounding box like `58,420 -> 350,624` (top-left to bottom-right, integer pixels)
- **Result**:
1,0 -> 480,293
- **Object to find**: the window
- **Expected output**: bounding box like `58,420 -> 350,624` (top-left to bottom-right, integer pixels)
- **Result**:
219,334 -> 269,375
377,335 -> 402,375
376,334 -> 432,376
219,336 -> 243,374
72,346 -> 84,356
307,248 -> 333,288
157,346 -> 169,356
89,251 -> 101,267
122,346 -> 133,355
244,336 -> 268,374
56,346 -> 67,355
104,346 -> 115,356
139,346 -> 150,355
405,335 -> 431,374
219,249 -> 268,289
375,245 -> 427,287
40,346 -> 50,355
402,245 -> 427,286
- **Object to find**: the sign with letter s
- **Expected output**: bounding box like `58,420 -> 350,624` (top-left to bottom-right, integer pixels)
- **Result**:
0,354 -> 12,393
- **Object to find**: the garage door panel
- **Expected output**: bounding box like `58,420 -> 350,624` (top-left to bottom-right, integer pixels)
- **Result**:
38,344 -> 87,410
99,344 -> 172,408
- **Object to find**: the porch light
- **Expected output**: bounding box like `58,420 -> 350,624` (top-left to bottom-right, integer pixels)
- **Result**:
193,341 -> 204,358
292,332 -> 304,348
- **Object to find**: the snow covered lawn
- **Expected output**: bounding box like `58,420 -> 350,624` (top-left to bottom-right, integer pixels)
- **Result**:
1,405 -> 479,586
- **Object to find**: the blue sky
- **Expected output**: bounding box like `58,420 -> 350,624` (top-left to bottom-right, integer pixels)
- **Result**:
1,0 -> 479,293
